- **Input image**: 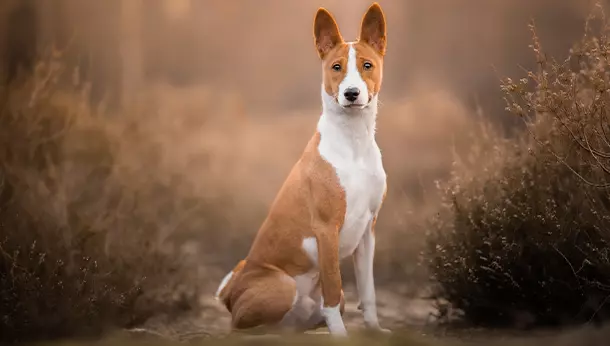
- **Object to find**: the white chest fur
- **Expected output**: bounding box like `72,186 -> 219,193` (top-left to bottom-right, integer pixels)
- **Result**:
317,106 -> 386,259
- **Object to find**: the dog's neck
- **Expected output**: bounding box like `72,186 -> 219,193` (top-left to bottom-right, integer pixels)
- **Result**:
318,86 -> 379,157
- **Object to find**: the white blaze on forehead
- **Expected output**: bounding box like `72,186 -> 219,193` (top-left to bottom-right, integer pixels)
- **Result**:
338,43 -> 369,106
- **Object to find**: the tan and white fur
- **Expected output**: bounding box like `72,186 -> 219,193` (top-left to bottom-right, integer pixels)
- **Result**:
215,3 -> 389,337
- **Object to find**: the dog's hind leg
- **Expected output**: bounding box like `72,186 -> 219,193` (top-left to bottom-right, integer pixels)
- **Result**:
230,268 -> 297,333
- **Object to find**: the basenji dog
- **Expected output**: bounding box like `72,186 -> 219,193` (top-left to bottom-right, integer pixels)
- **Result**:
215,3 -> 389,337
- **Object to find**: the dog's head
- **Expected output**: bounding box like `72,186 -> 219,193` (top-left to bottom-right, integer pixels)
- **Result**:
314,3 -> 387,110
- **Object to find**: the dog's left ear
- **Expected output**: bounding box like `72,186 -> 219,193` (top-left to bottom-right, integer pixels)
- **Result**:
359,3 -> 387,56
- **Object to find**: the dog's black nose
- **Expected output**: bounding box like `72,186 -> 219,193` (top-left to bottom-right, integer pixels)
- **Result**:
344,87 -> 360,102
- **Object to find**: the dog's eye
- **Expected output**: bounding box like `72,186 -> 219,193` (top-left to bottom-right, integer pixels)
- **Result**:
363,62 -> 373,70
332,63 -> 342,71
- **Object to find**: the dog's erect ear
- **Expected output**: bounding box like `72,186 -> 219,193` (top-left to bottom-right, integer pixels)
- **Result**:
313,8 -> 343,59
359,2 -> 387,56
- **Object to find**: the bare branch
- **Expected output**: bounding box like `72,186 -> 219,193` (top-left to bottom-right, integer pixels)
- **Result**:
521,117 -> 610,188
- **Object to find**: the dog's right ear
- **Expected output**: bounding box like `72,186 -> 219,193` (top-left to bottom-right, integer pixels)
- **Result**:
313,8 -> 343,59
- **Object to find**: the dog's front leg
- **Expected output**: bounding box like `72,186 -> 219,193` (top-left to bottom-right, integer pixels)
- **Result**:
316,228 -> 348,337
353,217 -> 390,333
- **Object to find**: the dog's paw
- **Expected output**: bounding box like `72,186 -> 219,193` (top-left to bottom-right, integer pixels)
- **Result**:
364,323 -> 391,335
374,327 -> 392,335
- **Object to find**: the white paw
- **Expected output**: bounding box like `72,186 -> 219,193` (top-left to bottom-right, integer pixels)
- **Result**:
374,327 -> 392,334
323,304 -> 348,337
364,322 -> 391,334
330,328 -> 349,337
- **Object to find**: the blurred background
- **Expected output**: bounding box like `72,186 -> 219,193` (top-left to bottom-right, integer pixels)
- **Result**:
0,0 -> 606,341
1,0 -> 596,111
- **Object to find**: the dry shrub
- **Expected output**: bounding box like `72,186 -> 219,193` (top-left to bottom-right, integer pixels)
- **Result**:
425,6 -> 610,328
0,57 -> 215,342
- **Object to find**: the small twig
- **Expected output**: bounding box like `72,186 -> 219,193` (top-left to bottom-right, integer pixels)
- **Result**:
552,245 -> 583,288
522,118 -> 610,188
177,330 -> 214,341
588,293 -> 610,323
125,327 -> 174,340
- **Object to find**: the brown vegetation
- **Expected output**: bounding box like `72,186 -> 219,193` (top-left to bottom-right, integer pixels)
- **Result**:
425,7 -> 610,328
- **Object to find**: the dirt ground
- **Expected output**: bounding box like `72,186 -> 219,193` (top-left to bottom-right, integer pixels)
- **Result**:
42,305 -> 610,346
38,282 -> 610,346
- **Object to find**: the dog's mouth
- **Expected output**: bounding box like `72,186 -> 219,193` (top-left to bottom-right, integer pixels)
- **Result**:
335,95 -> 373,109
342,103 -> 367,109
